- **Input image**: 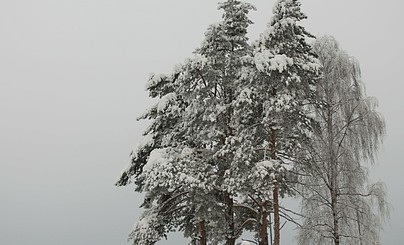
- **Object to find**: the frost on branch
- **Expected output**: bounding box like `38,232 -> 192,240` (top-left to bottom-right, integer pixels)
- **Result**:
297,36 -> 388,245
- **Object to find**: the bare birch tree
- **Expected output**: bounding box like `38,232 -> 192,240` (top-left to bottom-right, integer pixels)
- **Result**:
297,36 -> 389,245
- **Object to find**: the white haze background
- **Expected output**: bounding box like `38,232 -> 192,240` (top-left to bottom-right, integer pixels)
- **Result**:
0,1 -> 403,244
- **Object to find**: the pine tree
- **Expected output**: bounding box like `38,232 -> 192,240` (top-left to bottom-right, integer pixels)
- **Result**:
116,1 -> 257,244
177,1 -> 257,243
297,36 -> 389,245
249,0 -> 321,244
116,67 -> 200,244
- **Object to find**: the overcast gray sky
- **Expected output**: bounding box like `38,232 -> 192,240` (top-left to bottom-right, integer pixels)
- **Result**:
1,1 -> 403,245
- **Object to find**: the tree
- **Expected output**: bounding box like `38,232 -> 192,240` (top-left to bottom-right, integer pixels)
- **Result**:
248,0 -> 321,244
116,1 -> 257,244
296,36 -> 389,245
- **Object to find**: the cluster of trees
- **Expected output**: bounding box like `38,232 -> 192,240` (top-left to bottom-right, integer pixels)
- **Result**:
117,0 -> 389,245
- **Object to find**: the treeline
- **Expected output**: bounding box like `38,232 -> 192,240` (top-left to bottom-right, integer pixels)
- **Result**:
117,1 -> 389,245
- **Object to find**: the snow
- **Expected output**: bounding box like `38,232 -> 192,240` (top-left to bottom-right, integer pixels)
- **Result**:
131,133 -> 154,158
135,212 -> 157,231
124,0 -> 326,242
140,148 -> 179,191
274,0 -> 294,15
178,172 -> 198,186
140,147 -> 213,192
172,63 -> 183,75
130,211 -> 161,245
146,73 -> 165,90
302,62 -> 321,72
254,49 -> 272,72
185,53 -> 208,70
180,147 -> 193,158
280,17 -> 296,27
257,160 -> 275,169
255,160 -> 278,179
117,133 -> 154,181
142,148 -> 169,173
239,66 -> 252,81
270,54 -> 294,72
254,51 -> 293,73
157,92 -> 176,112
263,25 -> 276,39
215,104 -> 227,114
237,88 -> 253,104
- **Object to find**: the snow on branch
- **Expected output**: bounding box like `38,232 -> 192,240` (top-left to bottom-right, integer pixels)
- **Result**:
254,50 -> 293,73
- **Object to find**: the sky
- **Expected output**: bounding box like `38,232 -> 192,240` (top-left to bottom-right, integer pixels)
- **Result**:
0,1 -> 403,245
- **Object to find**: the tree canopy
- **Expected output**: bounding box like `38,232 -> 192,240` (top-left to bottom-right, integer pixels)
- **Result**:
117,1 -> 388,245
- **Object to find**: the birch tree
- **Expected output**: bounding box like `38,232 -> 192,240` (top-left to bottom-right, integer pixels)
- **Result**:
297,36 -> 389,245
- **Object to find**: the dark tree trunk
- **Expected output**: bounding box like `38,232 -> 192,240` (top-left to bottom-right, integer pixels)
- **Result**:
273,183 -> 280,245
224,192 -> 236,245
259,200 -> 269,245
327,102 -> 340,245
332,198 -> 340,245
270,87 -> 280,245
199,220 -> 207,245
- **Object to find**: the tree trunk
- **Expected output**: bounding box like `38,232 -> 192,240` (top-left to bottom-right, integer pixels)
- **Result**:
270,109 -> 280,245
269,211 -> 273,245
199,220 -> 207,245
259,200 -> 269,245
331,193 -> 340,245
273,183 -> 280,245
327,103 -> 340,245
224,192 -> 236,245
357,209 -> 363,245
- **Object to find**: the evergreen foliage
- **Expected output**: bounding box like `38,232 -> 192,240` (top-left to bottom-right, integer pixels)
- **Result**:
248,0 -> 321,244
118,1 -> 258,244
117,1 -> 388,245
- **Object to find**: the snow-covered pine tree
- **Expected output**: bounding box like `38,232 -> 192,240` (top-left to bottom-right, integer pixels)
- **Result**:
249,0 -> 321,244
117,1 -> 257,244
175,1 -> 258,244
197,1 -> 261,244
117,52 -> 236,245
115,68 -> 197,245
297,36 -> 389,245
